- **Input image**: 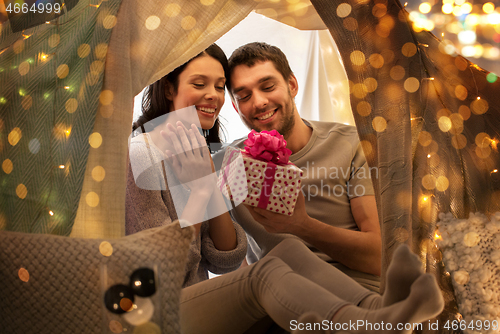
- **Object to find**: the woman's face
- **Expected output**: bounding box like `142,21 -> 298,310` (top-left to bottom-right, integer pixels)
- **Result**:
169,55 -> 226,130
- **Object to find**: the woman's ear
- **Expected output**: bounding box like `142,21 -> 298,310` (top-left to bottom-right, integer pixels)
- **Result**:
165,82 -> 174,101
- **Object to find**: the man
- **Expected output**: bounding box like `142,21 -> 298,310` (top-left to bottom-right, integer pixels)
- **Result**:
217,42 -> 381,291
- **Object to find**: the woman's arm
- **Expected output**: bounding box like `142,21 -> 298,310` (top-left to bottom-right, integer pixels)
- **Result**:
161,123 -> 240,252
204,155 -> 238,251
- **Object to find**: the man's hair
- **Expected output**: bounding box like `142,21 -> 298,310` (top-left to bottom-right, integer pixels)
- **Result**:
228,42 -> 293,91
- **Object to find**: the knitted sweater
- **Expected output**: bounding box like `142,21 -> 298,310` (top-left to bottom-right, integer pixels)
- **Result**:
125,133 -> 247,287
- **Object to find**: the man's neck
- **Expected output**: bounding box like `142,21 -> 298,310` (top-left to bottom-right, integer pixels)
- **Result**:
284,116 -> 313,154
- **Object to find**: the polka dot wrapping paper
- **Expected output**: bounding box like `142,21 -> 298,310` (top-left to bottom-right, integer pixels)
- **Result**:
217,147 -> 303,216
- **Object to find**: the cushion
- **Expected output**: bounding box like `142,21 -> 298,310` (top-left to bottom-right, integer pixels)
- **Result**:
0,221 -> 193,334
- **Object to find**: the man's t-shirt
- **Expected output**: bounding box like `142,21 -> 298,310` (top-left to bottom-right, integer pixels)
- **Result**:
215,120 -> 380,291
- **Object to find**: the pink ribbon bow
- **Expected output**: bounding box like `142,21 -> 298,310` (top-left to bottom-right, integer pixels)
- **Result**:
243,130 -> 292,165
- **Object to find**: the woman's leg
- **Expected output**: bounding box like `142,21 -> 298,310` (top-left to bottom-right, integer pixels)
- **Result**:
180,256 -> 349,334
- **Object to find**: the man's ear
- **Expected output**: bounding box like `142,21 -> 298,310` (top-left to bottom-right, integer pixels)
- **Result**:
165,82 -> 174,101
288,74 -> 299,98
230,94 -> 239,114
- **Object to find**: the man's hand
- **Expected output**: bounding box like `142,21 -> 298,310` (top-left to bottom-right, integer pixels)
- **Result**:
244,191 -> 310,234
245,192 -> 382,276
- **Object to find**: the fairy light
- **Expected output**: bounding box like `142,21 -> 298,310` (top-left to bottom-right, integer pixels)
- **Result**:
427,154 -> 431,158
434,232 -> 442,240
49,210 -> 54,216
408,0 -> 500,61
491,139 -> 498,150
64,86 -> 70,90
492,169 -> 498,173
58,165 -> 65,169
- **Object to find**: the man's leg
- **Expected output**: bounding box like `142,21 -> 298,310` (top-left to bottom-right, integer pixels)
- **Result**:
267,239 -> 426,309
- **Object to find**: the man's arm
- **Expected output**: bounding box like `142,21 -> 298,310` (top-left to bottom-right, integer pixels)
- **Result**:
245,193 -> 381,276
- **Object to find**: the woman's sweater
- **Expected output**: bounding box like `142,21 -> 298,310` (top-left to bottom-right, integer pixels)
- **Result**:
125,133 -> 247,287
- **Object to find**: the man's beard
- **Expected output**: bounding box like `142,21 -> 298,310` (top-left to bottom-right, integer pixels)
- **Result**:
243,95 -> 296,139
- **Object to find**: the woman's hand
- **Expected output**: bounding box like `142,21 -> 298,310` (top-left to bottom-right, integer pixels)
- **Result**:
161,122 -> 215,195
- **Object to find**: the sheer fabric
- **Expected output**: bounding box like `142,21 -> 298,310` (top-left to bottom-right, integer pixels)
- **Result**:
311,0 -> 500,328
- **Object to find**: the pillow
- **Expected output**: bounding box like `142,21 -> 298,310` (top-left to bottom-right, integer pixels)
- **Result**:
0,221 -> 193,334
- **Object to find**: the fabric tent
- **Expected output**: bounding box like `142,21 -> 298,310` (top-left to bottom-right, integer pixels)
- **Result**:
2,0 -> 500,329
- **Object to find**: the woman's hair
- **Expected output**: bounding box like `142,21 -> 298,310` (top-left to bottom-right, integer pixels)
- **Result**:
132,44 -> 229,144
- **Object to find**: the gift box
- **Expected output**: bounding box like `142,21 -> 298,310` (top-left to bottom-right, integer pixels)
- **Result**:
217,130 -> 303,216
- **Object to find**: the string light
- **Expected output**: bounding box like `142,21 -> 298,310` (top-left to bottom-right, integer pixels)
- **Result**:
39,53 -> 50,62
0,1 -> 112,233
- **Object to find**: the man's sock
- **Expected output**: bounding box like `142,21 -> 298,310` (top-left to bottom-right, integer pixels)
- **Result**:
358,244 -> 424,310
333,273 -> 444,334
381,244 -> 424,307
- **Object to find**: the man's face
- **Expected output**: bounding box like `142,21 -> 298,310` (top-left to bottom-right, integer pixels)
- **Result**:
230,61 -> 298,137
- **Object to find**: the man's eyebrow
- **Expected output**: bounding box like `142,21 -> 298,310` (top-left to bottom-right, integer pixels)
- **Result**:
232,76 -> 275,94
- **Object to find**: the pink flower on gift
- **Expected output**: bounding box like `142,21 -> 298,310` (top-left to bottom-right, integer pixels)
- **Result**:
243,130 -> 292,164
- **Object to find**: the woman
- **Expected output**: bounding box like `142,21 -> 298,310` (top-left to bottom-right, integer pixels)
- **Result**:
127,44 -> 246,286
126,44 -> 444,334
